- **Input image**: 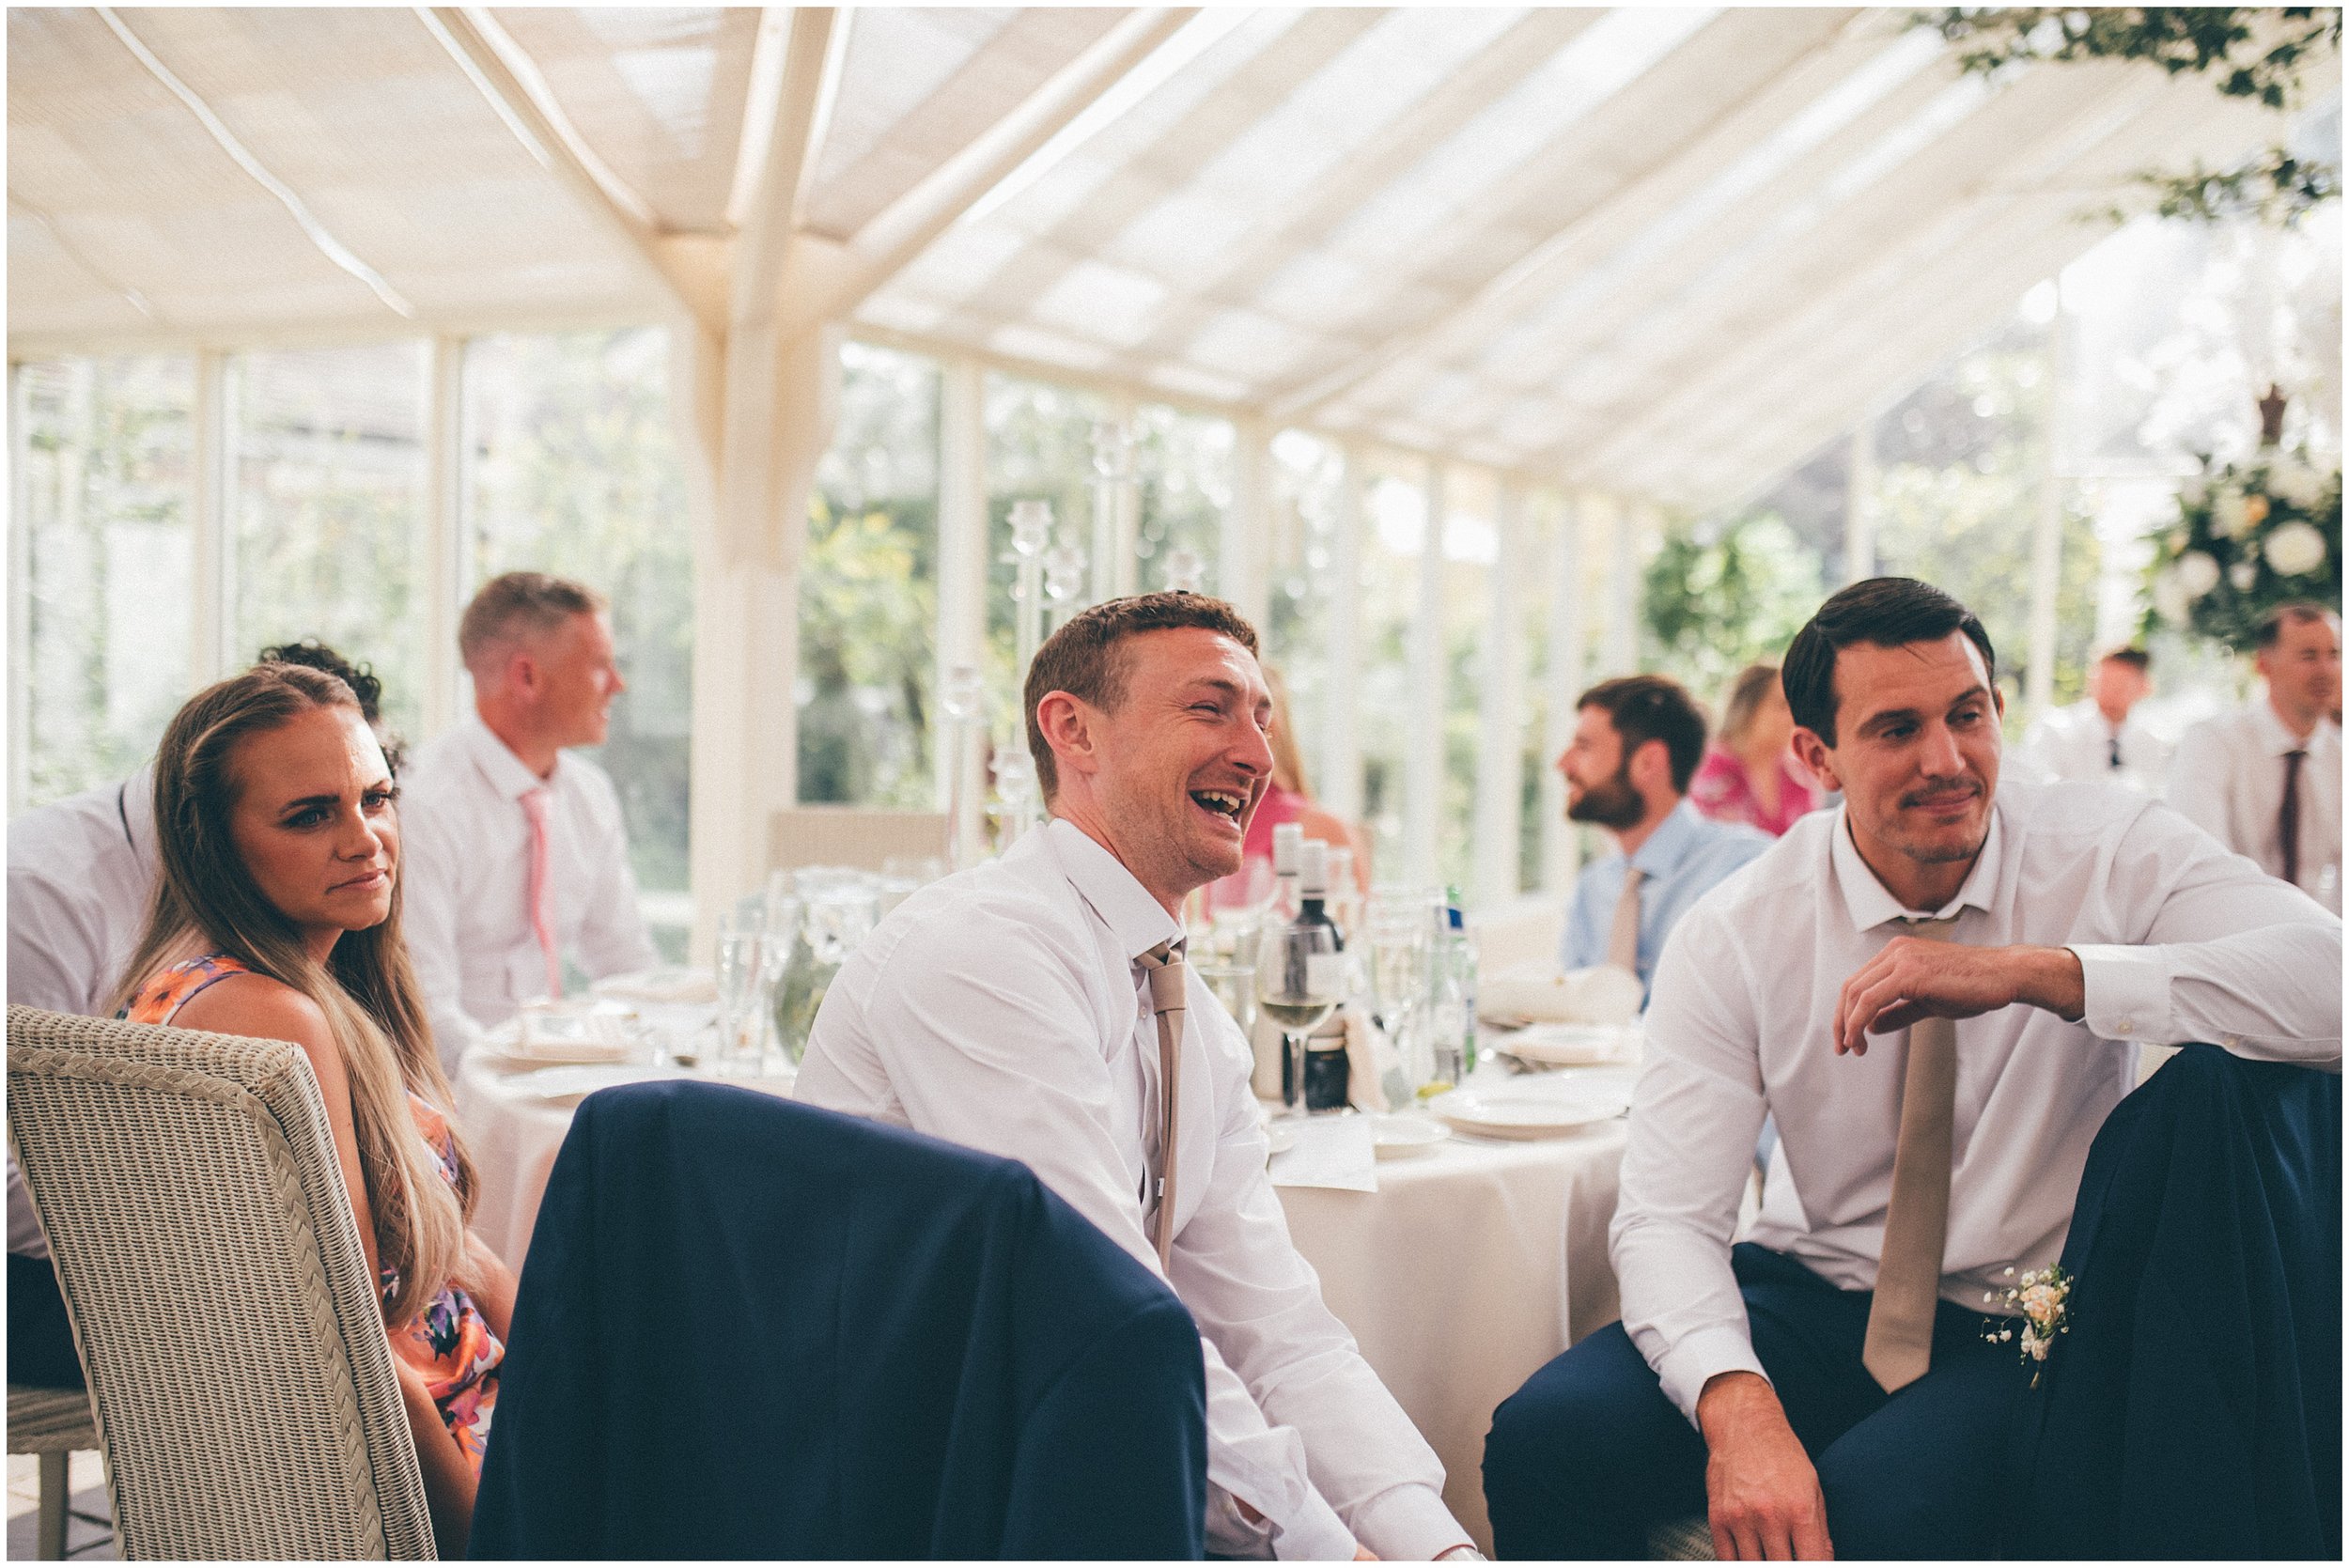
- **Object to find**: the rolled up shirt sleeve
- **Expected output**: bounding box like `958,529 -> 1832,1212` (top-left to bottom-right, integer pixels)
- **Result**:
2070,803 -> 2341,1066
1610,909 -> 1773,1425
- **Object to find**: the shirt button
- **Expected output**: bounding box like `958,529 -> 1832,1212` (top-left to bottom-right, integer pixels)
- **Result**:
2223,1036 -> 2240,1048
2114,1018 -> 2134,1035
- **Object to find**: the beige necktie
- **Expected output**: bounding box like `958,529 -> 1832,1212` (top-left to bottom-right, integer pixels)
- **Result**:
1861,914 -> 1961,1394
1607,866 -> 1646,977
1137,939 -> 1188,1271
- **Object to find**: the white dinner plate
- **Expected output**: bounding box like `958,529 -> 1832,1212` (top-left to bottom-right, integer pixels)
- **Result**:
1502,1024 -> 1637,1067
1370,1114 -> 1450,1158
1426,1081 -> 1629,1139
506,1063 -> 672,1106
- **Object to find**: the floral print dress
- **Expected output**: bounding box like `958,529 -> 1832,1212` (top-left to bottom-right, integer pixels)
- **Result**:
123,954 -> 505,1471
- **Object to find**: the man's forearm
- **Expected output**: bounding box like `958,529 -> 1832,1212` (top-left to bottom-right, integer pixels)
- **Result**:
2012,944 -> 2085,1022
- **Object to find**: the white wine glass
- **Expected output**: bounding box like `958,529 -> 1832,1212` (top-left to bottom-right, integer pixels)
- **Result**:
1256,920 -> 1342,1118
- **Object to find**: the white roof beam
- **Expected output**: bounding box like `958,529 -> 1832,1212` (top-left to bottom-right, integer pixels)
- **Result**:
100,7 -> 413,321
420,6 -> 706,329
774,8 -> 1202,340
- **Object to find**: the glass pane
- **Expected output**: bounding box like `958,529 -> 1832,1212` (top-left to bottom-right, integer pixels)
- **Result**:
984,371 -> 1112,750
801,341 -> 940,807
1357,457 -> 1426,880
1439,470 -> 1499,897
231,344 -> 430,750
465,327 -> 693,954
1133,402 -> 1232,596
1265,427 -> 1343,803
16,355 -> 197,808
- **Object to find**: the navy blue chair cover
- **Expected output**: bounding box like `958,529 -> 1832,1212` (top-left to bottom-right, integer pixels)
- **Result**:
2005,1044 -> 2341,1560
471,1081 -> 1206,1560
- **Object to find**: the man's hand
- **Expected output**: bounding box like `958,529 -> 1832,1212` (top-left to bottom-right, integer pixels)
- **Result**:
1832,940 -> 2084,1056
1696,1372 -> 1831,1560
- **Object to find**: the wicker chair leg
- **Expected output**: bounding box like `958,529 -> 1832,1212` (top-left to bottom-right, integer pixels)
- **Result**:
36,1450 -> 69,1559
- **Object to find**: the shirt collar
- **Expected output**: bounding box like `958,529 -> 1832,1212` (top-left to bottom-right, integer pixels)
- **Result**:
1828,794 -> 2006,931
1626,799 -> 1707,877
460,710 -> 561,803
1042,817 -> 1183,963
2251,694 -> 2328,756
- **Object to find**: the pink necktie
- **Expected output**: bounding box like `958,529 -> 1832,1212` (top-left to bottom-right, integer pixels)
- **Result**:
519,786 -> 563,1001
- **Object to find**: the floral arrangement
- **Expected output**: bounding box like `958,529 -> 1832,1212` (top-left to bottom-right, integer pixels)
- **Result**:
1983,1263 -> 2074,1387
2143,450 -> 2342,651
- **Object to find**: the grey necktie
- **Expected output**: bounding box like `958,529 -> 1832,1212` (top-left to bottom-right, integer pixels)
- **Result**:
1607,866 -> 1646,978
1861,914 -> 1961,1394
1137,939 -> 1188,1271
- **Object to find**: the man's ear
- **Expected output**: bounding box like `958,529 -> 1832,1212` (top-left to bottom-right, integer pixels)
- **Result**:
1034,691 -> 1100,785
1629,737 -> 1672,795
1791,725 -> 1839,794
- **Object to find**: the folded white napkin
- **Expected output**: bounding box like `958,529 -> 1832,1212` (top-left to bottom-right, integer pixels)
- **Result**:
1479,965 -> 1643,1027
1268,1114 -> 1377,1192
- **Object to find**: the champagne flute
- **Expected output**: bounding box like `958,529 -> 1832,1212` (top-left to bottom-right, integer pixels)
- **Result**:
1256,920 -> 1342,1118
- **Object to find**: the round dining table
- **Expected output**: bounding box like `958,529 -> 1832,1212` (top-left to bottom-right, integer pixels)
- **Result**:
452,1041 -> 1632,1557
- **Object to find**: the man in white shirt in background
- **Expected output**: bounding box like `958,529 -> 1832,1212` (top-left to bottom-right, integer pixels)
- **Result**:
1485,577 -> 2340,1560
2168,602 -> 2341,912
400,572 -> 656,1072
2015,644 -> 2170,788
798,592 -> 1476,1562
1556,675 -> 1769,1002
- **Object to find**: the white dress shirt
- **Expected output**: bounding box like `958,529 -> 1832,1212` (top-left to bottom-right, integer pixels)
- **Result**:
2015,699 -> 2172,790
797,818 -> 1468,1562
7,767 -> 159,1257
1614,779 -> 2341,1425
2167,699 -> 2341,912
398,712 -> 656,1070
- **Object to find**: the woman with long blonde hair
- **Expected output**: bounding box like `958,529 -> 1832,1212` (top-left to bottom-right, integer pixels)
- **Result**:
111,663 -> 515,1556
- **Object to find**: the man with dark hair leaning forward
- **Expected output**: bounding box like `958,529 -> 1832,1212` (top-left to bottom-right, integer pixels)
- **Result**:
800,593 -> 1476,1561
1483,577 -> 2341,1560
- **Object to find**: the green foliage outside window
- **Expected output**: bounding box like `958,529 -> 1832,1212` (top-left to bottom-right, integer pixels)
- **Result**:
1641,514 -> 1826,706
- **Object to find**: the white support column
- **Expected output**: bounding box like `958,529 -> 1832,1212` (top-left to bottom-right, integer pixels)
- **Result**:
1845,422 -> 1876,584
1604,494 -> 1639,675
1473,482 -> 1525,910
9,363 -> 32,815
1223,415 -> 1269,625
2025,287 -> 2066,724
1321,445 -> 1363,823
422,336 -> 469,743
190,349 -> 237,687
936,358 -> 988,858
1541,491 -> 1586,893
1405,463 -> 1446,892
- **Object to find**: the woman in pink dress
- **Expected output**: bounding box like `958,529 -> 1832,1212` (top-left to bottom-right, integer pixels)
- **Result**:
1688,661 -> 1821,837
1209,665 -> 1364,909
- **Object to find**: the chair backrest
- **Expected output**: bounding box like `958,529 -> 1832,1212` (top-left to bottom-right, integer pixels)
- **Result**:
769,805 -> 949,875
6,1005 -> 435,1560
474,1080 -> 1206,1560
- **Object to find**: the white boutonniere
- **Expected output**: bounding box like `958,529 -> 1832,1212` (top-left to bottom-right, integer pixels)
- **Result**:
1983,1264 -> 2073,1388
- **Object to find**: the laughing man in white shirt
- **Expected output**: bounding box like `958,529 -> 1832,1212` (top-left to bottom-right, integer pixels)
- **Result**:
798,593 -> 1475,1562
1484,578 -> 2341,1561
399,573 -> 656,1071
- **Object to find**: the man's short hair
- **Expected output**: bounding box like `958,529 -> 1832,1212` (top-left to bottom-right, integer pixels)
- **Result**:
2097,645 -> 2152,674
1024,591 -> 1261,800
1576,675 -> 1707,795
2256,601 -> 2340,649
458,572 -> 606,673
1782,577 -> 1998,746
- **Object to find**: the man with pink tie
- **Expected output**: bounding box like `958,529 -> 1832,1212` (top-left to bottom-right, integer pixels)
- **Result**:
400,573 -> 656,1071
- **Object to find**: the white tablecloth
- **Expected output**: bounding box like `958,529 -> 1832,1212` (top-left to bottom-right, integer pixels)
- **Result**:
452,1052 -> 1629,1558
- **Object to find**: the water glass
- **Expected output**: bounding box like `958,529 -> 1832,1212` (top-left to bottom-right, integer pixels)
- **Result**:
714,911 -> 768,1076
